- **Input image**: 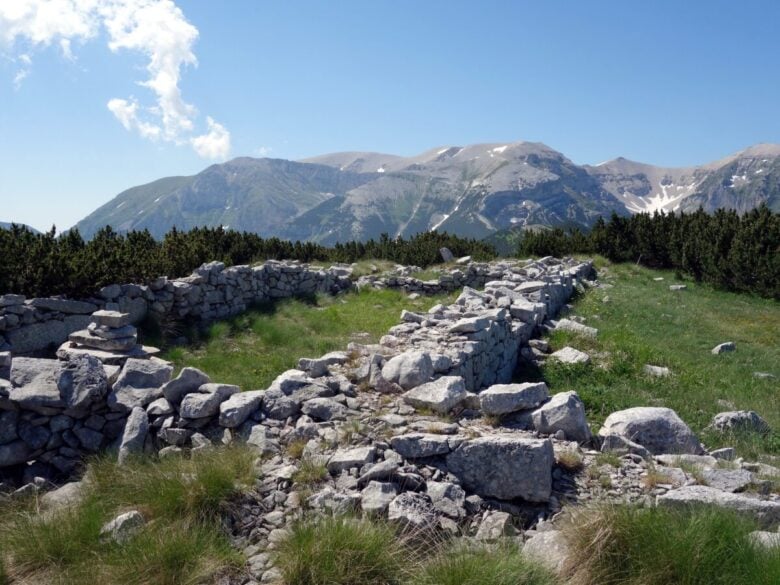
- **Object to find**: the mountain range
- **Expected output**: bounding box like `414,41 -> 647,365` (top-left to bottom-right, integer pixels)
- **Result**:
74,142 -> 780,244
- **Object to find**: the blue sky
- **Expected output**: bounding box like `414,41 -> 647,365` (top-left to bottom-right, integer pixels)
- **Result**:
2,0 -> 780,232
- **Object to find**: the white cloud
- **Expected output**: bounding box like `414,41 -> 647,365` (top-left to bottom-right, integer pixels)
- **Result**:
254,146 -> 272,157
0,0 -> 231,159
191,116 -> 231,160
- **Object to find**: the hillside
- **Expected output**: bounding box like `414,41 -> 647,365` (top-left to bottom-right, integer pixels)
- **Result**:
74,142 -> 780,242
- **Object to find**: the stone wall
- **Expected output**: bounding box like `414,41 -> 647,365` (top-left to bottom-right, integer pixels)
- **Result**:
0,256 -> 593,483
0,260 -> 354,355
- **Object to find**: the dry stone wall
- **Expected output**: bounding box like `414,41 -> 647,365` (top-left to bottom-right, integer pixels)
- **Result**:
0,260 -> 354,355
0,256 -> 592,483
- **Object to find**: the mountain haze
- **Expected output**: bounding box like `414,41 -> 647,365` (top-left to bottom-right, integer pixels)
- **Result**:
75,141 -> 780,242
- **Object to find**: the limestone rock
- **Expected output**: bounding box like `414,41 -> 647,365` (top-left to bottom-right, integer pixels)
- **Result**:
712,342 -> 736,355
100,510 -> 145,543
556,318 -> 598,338
327,446 -> 376,474
179,383 -> 240,419
109,358 -> 173,412
657,486 -> 780,529
599,407 -> 703,455
475,510 -> 515,540
218,390 -> 263,427
402,376 -> 467,414
532,391 -> 591,443
361,481 -> 397,515
549,346 -> 590,365
708,410 -> 771,435
387,492 -> 438,528
523,530 -> 569,572
118,406 -> 148,464
161,367 -> 211,404
479,382 -> 549,416
390,433 -> 453,459
381,351 -> 434,390
446,436 -> 554,502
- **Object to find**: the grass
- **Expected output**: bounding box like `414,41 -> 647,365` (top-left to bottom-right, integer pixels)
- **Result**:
158,288 -> 454,390
523,259 -> 780,460
292,458 -> 329,486
562,504 -> 780,585
0,447 -> 254,584
411,544 -> 557,585
274,515 -> 406,585
556,448 -> 585,473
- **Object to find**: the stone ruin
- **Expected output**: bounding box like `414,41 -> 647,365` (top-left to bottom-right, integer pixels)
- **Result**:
1,255 -> 778,582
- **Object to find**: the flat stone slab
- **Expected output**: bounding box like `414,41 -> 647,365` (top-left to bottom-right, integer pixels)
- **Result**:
91,310 -> 132,328
479,382 -> 549,416
556,318 -> 598,338
549,346 -> 590,365
657,486 -> 780,529
69,329 -> 137,351
57,342 -> 160,366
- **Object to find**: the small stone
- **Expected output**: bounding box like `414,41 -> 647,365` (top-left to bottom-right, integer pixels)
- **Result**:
100,510 -> 145,543
711,342 -> 736,355
361,481 -> 397,515
475,511 -> 515,540
549,347 -> 590,365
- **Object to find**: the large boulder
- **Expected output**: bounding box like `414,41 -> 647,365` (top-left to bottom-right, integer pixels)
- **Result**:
446,436 -> 554,502
598,407 -> 703,455
479,382 -> 549,416
108,358 -> 173,412
532,391 -> 591,443
657,486 -> 780,529
381,351 -> 434,390
0,440 -> 31,467
300,397 -> 348,421
402,376 -> 467,414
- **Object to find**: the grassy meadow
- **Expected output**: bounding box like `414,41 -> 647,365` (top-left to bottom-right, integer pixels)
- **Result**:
156,288 -> 455,390
526,259 -> 780,459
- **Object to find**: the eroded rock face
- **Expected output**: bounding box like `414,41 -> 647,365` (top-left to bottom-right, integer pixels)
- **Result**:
598,407 -> 703,455
446,436 -> 554,502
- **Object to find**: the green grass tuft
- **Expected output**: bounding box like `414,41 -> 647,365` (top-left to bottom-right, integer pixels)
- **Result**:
562,504 -> 780,585
274,515 -> 406,585
0,446 -> 255,585
412,543 -> 557,585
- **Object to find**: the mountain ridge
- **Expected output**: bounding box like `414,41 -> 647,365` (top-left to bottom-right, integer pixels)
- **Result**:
75,141 -> 780,242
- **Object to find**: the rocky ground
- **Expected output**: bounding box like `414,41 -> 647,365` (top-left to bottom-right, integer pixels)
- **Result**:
1,256 -> 779,584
